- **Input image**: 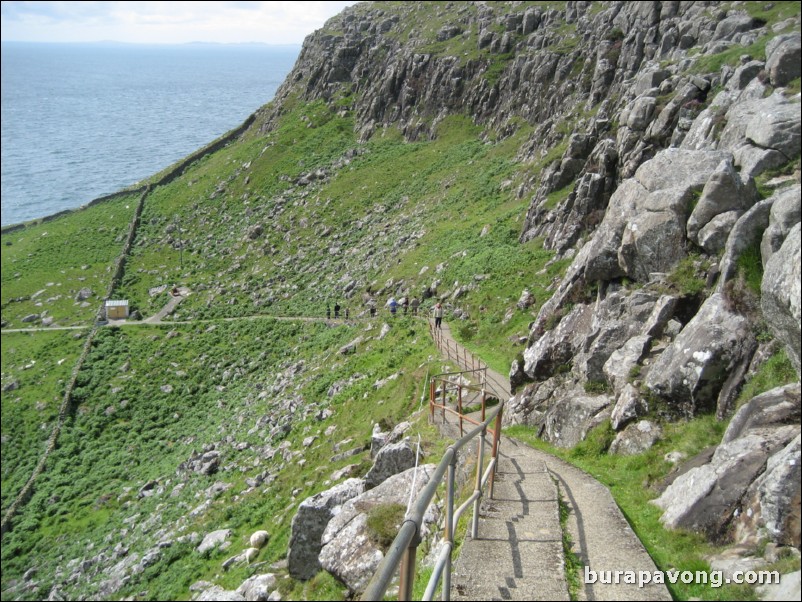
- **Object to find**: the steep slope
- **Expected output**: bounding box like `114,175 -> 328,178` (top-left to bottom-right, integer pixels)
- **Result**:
1,1 -> 801,601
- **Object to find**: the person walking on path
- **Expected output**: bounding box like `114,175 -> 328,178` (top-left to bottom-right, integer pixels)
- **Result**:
326,305 -> 331,320
402,297 -> 409,315
434,302 -> 444,329
387,297 -> 398,316
411,297 -> 420,315
334,302 -> 341,319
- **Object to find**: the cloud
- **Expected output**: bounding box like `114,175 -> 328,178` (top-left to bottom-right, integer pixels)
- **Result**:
1,1 -> 358,44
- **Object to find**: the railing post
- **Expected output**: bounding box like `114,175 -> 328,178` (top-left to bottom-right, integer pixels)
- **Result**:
472,427 -> 486,539
441,381 -> 446,422
458,385 -> 463,437
398,542 -> 418,601
430,380 -> 435,423
489,405 -> 503,500
481,388 -> 486,423
443,456 -> 457,601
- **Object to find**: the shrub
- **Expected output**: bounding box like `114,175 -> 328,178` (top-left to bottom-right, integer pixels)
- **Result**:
569,421 -> 614,459
366,502 -> 407,551
583,380 -> 610,394
666,255 -> 708,296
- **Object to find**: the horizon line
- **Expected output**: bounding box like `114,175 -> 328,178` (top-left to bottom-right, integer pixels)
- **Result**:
1,40 -> 303,47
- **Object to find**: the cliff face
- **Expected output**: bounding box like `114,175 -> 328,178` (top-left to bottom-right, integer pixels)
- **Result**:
263,0 -> 801,549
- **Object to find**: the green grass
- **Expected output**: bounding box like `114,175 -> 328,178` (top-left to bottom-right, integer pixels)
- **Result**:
557,484 -> 583,600
0,317 -> 441,601
664,254 -> 708,297
3,4 -> 800,599
366,502 -> 408,550
0,330 -> 88,512
689,1 -> 802,76
1,194 -> 138,327
735,348 -> 797,408
111,101 -> 556,376
736,241 -> 764,295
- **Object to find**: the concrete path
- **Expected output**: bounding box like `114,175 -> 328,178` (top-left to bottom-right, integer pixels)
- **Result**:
430,321 -> 511,400
451,443 -> 569,601
432,319 -> 672,601
143,287 -> 189,324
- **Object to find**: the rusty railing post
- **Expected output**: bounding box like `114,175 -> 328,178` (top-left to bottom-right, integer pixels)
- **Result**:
458,384 -> 463,437
489,405 -> 503,500
398,538 -> 419,601
430,379 -> 435,423
441,380 -> 446,422
471,426 -> 486,539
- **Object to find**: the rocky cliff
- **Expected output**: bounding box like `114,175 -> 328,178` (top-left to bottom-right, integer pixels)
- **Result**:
260,0 -> 800,552
293,0 -> 797,554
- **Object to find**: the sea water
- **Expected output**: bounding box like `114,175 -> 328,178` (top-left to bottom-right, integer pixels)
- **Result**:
1,42 -> 299,226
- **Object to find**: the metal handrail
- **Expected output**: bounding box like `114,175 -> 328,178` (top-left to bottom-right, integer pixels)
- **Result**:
361,371 -> 504,601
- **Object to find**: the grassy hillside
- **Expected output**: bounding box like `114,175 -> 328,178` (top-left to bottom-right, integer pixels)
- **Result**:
1,331 -> 88,511
1,316 -> 448,600
1,95 -> 566,599
113,102 -> 565,372
1,194 -> 138,328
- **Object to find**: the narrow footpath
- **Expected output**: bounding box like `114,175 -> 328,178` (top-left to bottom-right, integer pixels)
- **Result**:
431,321 -> 672,601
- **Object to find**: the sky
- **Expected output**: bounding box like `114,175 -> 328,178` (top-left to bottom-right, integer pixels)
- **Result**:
1,1 -> 359,45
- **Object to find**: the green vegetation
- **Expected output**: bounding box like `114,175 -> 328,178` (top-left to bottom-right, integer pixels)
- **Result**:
755,156 -> 801,198
0,317 -> 438,600
735,348 -> 797,408
276,568 -> 348,601
3,2 -> 800,600
732,1 -> 802,29
665,254 -> 709,297
691,1 -> 800,75
735,241 -> 764,295
366,502 -> 407,550
583,379 -> 610,395
557,486 -> 584,600
1,194 -> 138,327
1,330 -> 88,512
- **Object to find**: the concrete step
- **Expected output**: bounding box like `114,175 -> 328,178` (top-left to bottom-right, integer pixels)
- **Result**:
451,445 -> 569,601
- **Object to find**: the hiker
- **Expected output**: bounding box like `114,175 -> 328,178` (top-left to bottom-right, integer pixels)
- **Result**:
334,302 -> 341,319
411,297 -> 420,315
434,302 -> 444,329
171,286 -> 179,297
387,297 -> 398,316
326,305 -> 331,320
344,307 -> 349,320
402,297 -> 409,315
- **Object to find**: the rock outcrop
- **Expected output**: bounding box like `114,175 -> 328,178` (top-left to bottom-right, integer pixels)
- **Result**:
287,478 -> 365,580
762,222 -> 801,375
319,465 -> 438,594
653,384 -> 800,543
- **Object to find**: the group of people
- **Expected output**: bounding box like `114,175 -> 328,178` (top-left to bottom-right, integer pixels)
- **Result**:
385,296 -> 420,316
325,297 -> 444,328
326,303 -> 349,320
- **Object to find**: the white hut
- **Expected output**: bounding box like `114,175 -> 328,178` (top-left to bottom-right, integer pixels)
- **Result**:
105,300 -> 129,320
